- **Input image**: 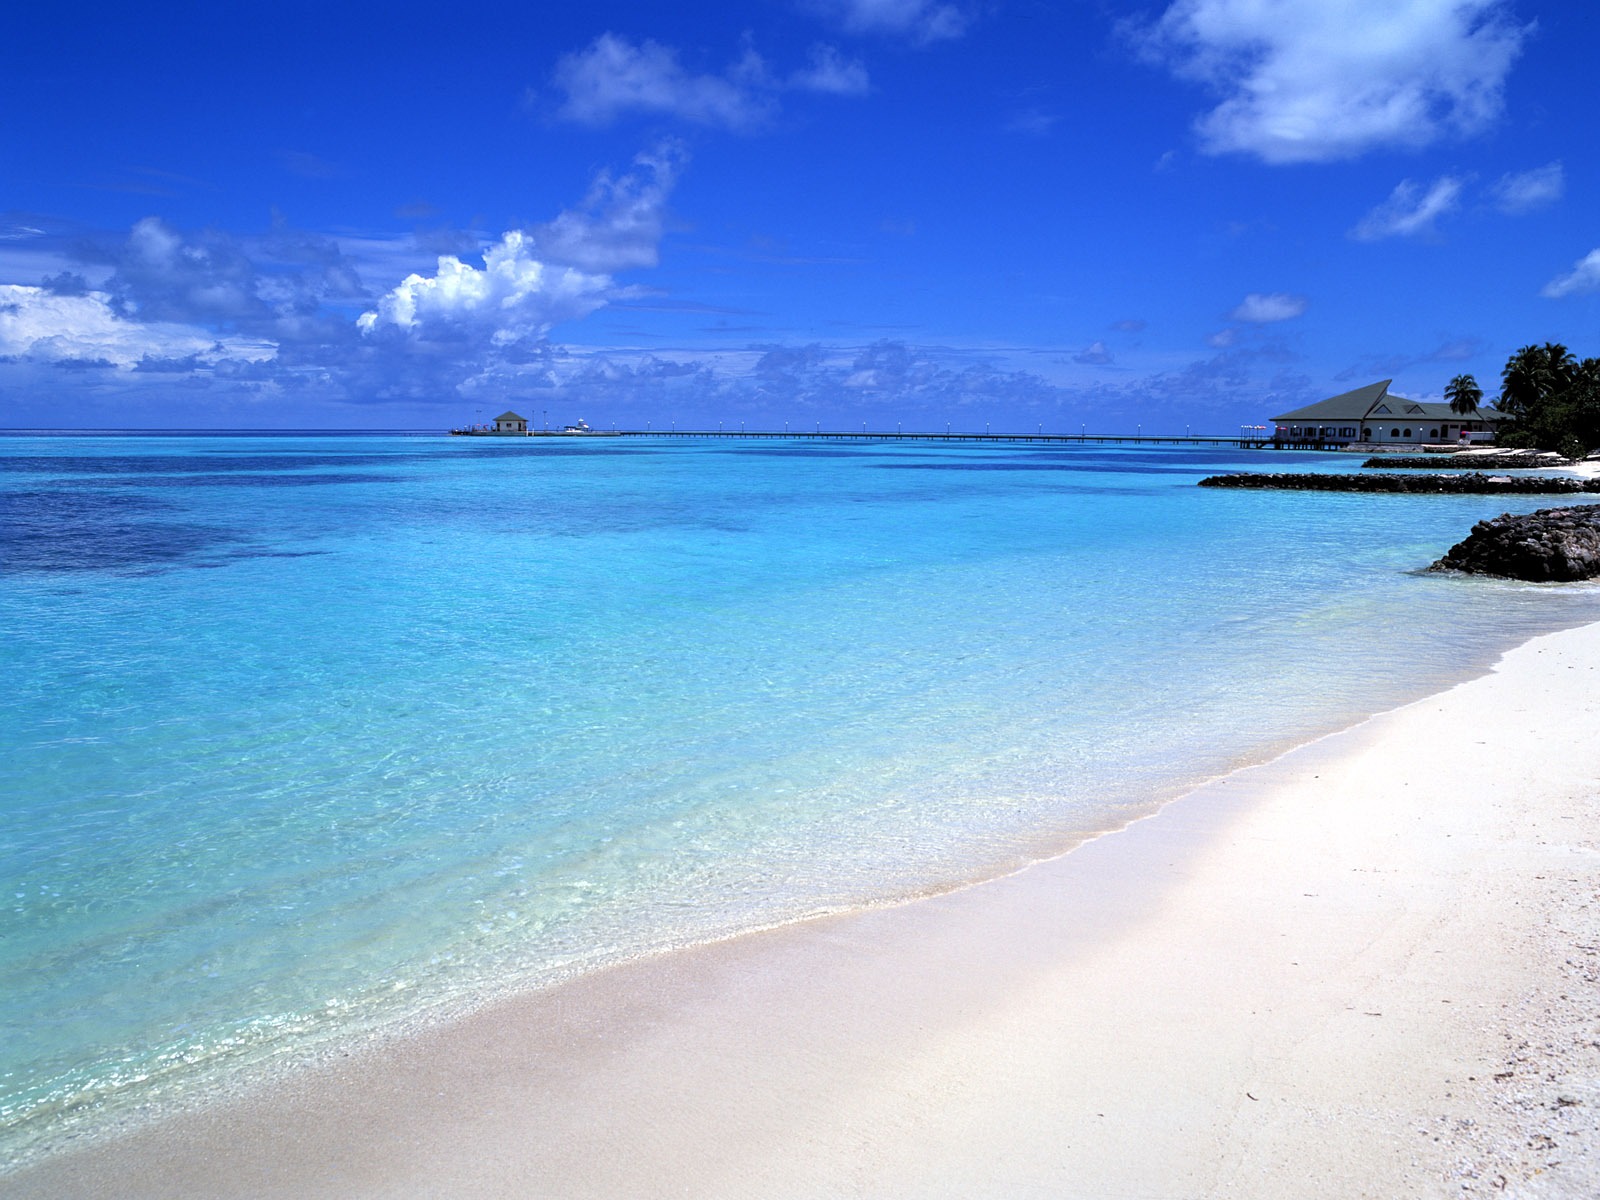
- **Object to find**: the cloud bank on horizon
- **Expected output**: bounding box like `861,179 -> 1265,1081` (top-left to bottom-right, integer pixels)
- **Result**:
1,0 -> 1595,429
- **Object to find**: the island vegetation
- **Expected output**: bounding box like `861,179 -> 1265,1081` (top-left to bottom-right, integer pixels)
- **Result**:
1447,342 -> 1600,458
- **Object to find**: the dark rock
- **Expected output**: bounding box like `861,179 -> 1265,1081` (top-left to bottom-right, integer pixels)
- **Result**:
1360,453 -> 1572,470
1430,505 -> 1600,581
1198,472 -> 1598,494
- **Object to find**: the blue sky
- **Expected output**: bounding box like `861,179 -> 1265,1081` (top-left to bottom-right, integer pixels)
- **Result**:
2,0 -> 1597,431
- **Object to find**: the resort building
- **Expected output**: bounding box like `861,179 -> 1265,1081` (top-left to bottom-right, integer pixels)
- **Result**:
492,411 -> 529,434
1271,380 -> 1505,447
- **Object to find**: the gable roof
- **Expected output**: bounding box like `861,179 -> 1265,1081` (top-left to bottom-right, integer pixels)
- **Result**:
1270,380 -> 1392,423
495,410 -> 526,422
1272,381 -> 1504,425
1365,401 -> 1505,422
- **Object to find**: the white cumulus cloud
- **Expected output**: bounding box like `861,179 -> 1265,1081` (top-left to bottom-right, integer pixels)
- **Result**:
360,149 -> 686,344
1350,175 -> 1463,240
808,0 -> 968,43
551,34 -> 867,130
528,142 -> 684,273
113,216 -> 264,322
553,34 -> 767,129
789,44 -> 872,95
0,284 -> 275,368
1135,0 -> 1527,163
1229,292 -> 1307,323
1492,162 -> 1563,214
1541,249 -> 1600,299
356,232 -> 616,343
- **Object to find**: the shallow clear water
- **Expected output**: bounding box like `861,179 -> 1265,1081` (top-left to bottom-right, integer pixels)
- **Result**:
3,432 -> 1598,1164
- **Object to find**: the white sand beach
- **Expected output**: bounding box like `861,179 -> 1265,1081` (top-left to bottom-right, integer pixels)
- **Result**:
11,621 -> 1600,1199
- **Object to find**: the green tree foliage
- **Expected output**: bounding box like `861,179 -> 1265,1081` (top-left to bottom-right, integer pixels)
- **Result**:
1444,373 -> 1483,416
1494,342 -> 1600,455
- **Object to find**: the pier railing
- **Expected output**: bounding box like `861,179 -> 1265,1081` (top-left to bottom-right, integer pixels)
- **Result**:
588,430 -> 1278,448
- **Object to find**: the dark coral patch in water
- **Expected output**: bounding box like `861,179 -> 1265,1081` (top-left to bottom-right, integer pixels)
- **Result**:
0,489 -> 241,573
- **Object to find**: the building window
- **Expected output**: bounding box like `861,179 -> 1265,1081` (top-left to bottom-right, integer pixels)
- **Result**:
1429,428 -> 1438,438
1403,428 -> 1412,437
1391,428 -> 1400,437
1363,427 -> 1372,439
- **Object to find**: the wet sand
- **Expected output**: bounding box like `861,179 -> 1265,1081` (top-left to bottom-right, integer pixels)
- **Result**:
10,622 -> 1600,1199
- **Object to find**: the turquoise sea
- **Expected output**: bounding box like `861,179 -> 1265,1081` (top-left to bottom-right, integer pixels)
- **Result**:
3,432 -> 1598,1166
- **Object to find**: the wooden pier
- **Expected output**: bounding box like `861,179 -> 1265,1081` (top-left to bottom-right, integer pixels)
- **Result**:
583,429 -> 1281,449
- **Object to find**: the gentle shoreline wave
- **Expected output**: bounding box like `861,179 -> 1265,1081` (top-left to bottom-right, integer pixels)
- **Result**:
5,434 -> 1599,1170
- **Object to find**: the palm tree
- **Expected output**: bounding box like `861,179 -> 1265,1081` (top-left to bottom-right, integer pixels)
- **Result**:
1444,373 -> 1482,417
1500,342 -> 1576,422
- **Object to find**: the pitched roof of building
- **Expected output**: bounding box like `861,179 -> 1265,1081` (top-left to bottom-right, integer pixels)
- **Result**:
1272,381 -> 1504,424
495,410 -> 526,421
1363,400 -> 1505,422
1270,380 -> 1392,423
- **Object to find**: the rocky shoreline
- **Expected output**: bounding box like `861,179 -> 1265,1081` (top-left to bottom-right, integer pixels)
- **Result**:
1430,505 -> 1600,581
1198,472 -> 1599,494
1360,453 -> 1573,470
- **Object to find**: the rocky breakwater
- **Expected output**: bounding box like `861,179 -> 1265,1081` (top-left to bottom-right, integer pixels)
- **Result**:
1430,504 -> 1600,581
1198,472 -> 1600,494
1360,453 -> 1572,470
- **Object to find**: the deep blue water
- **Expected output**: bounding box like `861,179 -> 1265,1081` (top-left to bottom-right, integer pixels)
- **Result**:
3,432 -> 1597,1166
